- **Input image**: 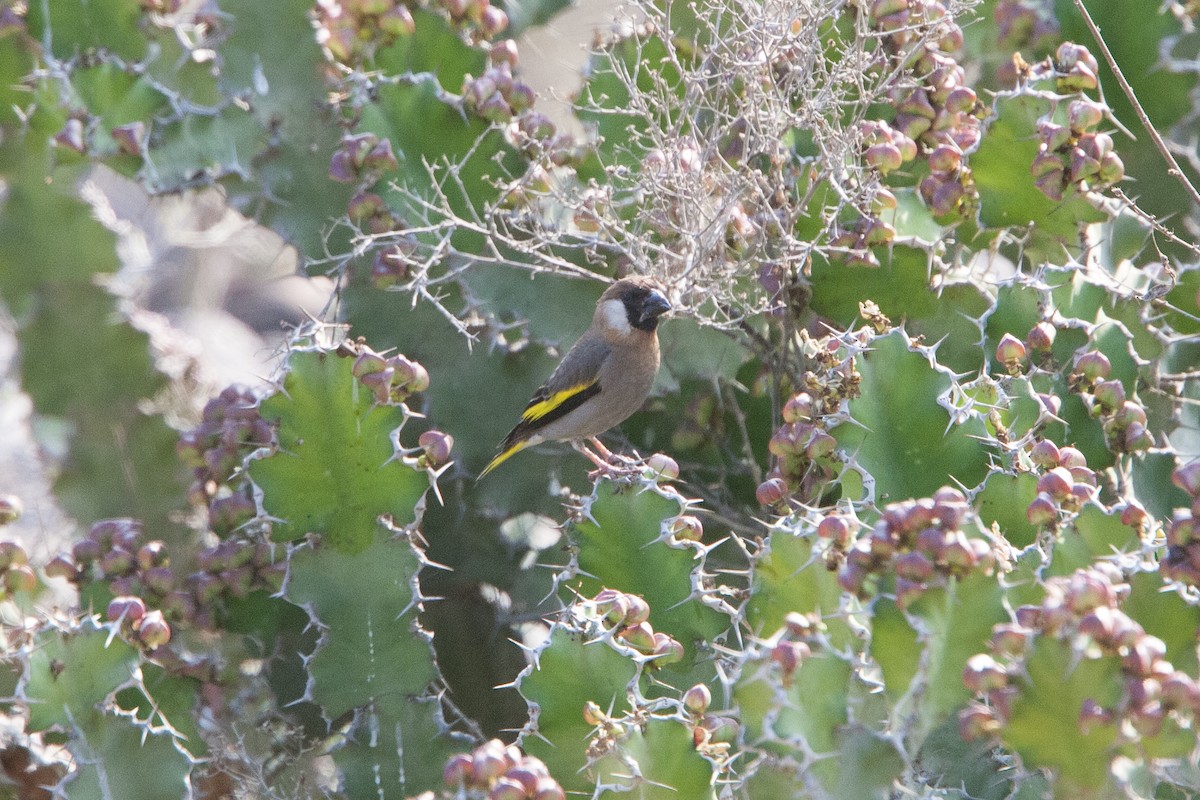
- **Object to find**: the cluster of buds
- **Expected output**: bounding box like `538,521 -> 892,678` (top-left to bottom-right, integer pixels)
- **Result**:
106,595 -> 172,649
993,320 -> 1056,375
0,541 -> 38,597
830,213 -> 894,269
584,694 -> 737,772
1025,440 -> 1098,524
462,42 -> 534,126
177,386 -> 273,506
765,611 -> 826,688
208,491 -> 257,537
866,2 -> 984,223
370,235 -> 419,288
314,0 -> 417,63
438,739 -> 564,800
350,345 -> 431,405
957,649 -> 1016,740
50,518 -> 165,598
679,682 -> 737,757
838,487 -> 1000,608
692,709 -> 738,757
1046,41 -> 1101,93
757,391 -> 840,507
482,42 -> 578,170
893,61 -> 980,149
919,140 -> 975,218
1160,464 -> 1200,586
1069,350 -> 1152,454
49,518 -> 284,632
758,339 -> 863,506
963,564 -> 1200,742
507,110 -> 568,165
865,0 -> 964,55
588,589 -> 684,667
825,123 -> 907,266
1031,96 -> 1124,202
994,0 -> 1060,54
438,0 -> 508,41
858,0 -> 984,221
860,120 -> 917,177
189,537 -> 284,604
328,132 -> 398,185
346,190 -> 399,234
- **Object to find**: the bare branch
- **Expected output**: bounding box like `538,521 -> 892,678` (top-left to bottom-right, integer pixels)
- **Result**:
1073,0 -> 1200,211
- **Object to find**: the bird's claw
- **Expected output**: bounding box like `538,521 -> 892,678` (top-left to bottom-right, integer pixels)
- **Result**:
577,438 -> 645,480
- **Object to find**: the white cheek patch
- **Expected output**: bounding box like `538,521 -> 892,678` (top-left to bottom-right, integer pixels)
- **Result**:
601,298 -> 633,334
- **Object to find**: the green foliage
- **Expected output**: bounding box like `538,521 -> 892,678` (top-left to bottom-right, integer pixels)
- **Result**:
3,0 -> 1200,798
0,116 -> 188,533
517,624 -> 637,792
591,718 -> 715,799
1005,636 -> 1123,788
973,92 -> 1107,249
286,529 -> 457,797
563,480 -> 729,673
746,528 -> 853,649
833,331 -> 990,502
23,621 -> 194,799
250,349 -> 428,553
26,0 -> 146,61
517,597 -> 719,798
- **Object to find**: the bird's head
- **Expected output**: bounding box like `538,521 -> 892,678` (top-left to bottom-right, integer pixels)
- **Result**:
597,277 -> 672,335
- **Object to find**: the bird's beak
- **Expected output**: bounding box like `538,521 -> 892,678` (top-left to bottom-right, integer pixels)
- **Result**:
639,290 -> 671,325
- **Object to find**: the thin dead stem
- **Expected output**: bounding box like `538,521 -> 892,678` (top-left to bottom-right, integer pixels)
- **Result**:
1073,0 -> 1200,212
343,0 -> 979,335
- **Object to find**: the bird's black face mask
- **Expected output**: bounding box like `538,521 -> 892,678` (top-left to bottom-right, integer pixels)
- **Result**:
623,287 -> 671,332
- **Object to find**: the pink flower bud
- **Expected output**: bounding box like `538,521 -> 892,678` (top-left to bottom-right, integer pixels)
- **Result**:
137,609 -> 171,648
756,478 -> 789,506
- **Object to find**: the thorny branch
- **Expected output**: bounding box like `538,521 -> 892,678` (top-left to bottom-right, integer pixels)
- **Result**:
342,0 -> 982,337
1073,0 -> 1200,213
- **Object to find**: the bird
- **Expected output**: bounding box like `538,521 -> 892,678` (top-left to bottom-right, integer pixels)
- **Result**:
479,276 -> 672,477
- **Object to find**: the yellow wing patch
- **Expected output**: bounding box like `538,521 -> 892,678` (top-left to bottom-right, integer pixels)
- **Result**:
521,381 -> 597,423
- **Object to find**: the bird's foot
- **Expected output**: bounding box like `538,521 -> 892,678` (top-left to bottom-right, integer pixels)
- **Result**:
576,438 -> 642,480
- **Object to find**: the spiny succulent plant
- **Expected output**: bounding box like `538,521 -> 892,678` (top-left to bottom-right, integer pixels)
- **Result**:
1,0 -> 1199,798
